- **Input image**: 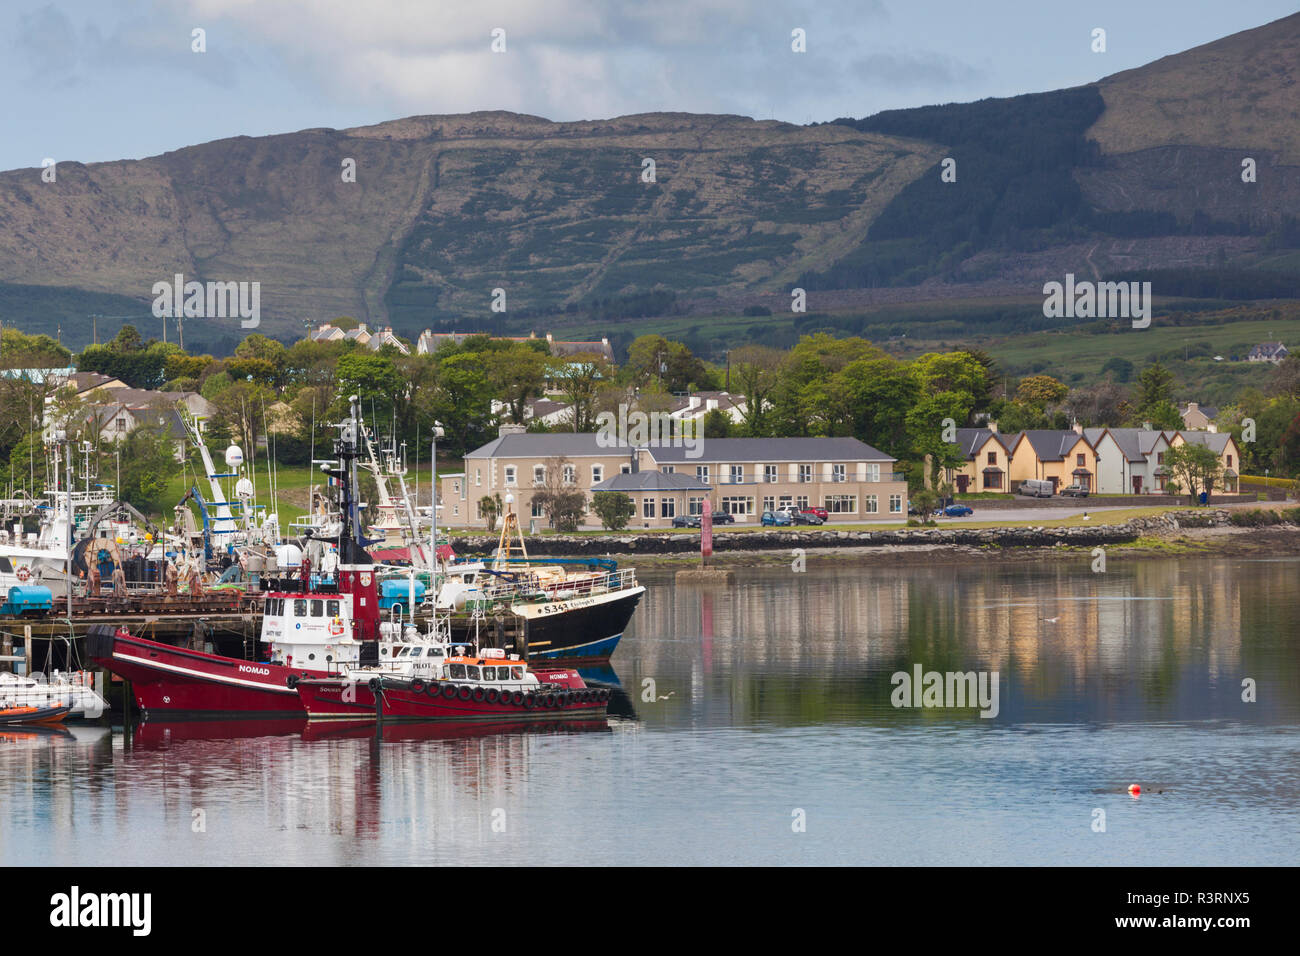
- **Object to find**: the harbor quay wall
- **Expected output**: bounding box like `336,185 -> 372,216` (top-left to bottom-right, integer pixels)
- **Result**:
449,510 -> 1247,556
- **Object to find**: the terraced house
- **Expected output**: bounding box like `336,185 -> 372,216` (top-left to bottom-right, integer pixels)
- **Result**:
445,428 -> 905,529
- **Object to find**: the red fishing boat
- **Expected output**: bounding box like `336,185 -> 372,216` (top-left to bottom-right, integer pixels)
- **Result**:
293,640 -> 611,722
86,398 -> 393,719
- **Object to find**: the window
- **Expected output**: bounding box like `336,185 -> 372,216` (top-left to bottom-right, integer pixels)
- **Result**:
729,464 -> 744,483
563,465 -> 575,484
721,495 -> 753,515
1076,453 -> 1086,467
1157,452 -> 1165,464
620,464 -> 631,474
889,494 -> 903,513
866,463 -> 881,482
661,465 -> 675,474
449,664 -> 466,679
832,464 -> 846,483
987,451 -> 997,465
688,496 -> 705,515
533,465 -> 546,486
642,498 -> 656,518
467,666 -> 481,680
778,495 -> 793,510
511,666 -> 524,680
763,496 -> 775,511
504,466 -> 517,485
865,495 -> 878,514
696,465 -> 710,484
311,599 -> 323,617
475,469 -> 481,487
799,464 -> 812,483
293,599 -> 307,617
661,498 -> 676,518
592,465 -> 604,484
409,647 -> 423,657
825,495 -> 856,514
481,667 -> 495,681
531,498 -> 545,519
796,495 -> 809,510
327,600 -> 340,617
1227,455 -> 1234,468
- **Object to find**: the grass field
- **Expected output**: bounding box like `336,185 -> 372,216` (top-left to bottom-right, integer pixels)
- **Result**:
158,461 -> 455,526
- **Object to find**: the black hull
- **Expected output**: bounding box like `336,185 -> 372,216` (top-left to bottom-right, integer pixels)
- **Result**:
447,588 -> 644,664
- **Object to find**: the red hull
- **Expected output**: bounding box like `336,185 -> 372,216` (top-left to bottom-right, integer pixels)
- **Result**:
296,678 -> 608,723
300,718 -> 609,742
85,626 -> 320,719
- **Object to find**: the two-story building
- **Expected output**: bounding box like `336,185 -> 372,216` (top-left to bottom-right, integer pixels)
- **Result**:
1083,427 -> 1175,494
445,428 -> 906,529
948,427 -> 1014,493
1006,429 -> 1100,494
1168,430 -> 1242,493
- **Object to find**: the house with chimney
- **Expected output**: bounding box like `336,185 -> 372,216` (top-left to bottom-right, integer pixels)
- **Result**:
1168,430 -> 1242,493
1083,427 -> 1176,494
946,427 -> 1015,493
1005,428 -> 1100,494
1179,402 -> 1220,430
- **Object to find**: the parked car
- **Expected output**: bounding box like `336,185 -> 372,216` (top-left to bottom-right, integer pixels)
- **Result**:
1061,484 -> 1090,498
789,510 -> 824,525
671,514 -> 702,528
907,501 -> 922,516
761,510 -> 793,526
801,506 -> 829,520
936,504 -> 974,517
710,511 -> 736,525
1018,479 -> 1054,498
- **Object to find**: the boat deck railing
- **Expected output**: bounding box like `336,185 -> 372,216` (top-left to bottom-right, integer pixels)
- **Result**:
472,567 -> 638,605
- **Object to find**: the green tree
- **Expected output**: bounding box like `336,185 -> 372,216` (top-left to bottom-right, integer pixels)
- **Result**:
1136,362 -> 1175,411
730,345 -> 784,436
1164,442 -> 1224,504
551,354 -> 610,432
116,421 -> 181,511
591,491 -> 635,531
1015,374 -> 1069,407
485,344 -> 550,424
625,335 -> 710,391
432,352 -> 495,455
701,408 -> 732,438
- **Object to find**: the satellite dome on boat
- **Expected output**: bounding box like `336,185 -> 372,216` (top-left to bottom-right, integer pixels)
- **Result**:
274,542 -> 302,568
235,477 -> 254,498
225,445 -> 244,468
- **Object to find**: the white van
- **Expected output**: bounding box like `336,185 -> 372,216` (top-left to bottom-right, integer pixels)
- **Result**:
1019,479 -> 1054,498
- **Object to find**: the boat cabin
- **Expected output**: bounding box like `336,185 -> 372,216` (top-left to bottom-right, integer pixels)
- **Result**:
262,589 -> 357,667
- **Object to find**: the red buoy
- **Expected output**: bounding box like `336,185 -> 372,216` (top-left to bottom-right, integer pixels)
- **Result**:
1128,784 -> 1141,795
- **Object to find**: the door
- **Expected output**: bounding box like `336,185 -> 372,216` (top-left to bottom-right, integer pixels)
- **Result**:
956,475 -> 969,493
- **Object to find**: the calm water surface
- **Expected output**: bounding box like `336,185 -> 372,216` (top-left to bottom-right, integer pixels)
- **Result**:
4,554 -> 1299,865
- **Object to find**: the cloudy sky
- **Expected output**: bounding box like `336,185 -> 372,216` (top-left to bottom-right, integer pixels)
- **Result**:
4,0 -> 1295,171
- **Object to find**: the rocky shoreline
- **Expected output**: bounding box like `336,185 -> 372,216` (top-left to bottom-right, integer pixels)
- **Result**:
450,510 -> 1300,562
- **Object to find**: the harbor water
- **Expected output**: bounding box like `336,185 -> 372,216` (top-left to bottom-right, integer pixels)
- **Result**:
3,554 -> 1298,865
